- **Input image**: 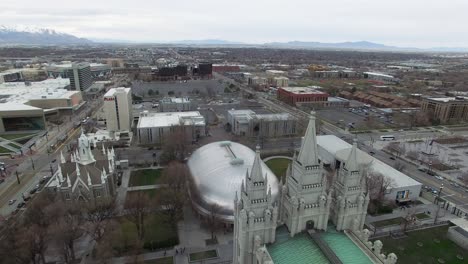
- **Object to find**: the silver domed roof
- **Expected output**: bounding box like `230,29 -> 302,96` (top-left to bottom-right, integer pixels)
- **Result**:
188,141 -> 279,222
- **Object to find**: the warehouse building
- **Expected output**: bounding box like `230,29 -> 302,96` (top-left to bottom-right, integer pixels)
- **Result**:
227,109 -> 297,137
137,111 -> 205,145
316,135 -> 422,202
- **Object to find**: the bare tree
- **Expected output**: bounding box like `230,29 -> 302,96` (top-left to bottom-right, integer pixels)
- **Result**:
406,150 -> 420,161
384,142 -> 406,157
364,168 -> 396,214
159,129 -> 191,164
400,208 -> 418,233
394,161 -> 406,172
51,201 -> 84,263
125,191 -> 151,241
157,161 -> 188,225
83,198 -> 116,243
206,203 -> 222,240
459,172 -> 468,187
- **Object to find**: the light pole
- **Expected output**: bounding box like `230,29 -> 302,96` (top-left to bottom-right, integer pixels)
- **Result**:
434,184 -> 444,224
30,156 -> 35,171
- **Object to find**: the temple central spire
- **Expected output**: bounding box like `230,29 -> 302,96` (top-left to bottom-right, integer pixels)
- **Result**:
297,111 -> 319,166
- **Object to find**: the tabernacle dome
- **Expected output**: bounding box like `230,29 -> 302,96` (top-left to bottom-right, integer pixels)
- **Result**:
187,141 -> 279,222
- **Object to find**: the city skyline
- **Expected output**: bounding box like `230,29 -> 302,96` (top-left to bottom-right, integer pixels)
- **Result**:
1,0 -> 468,48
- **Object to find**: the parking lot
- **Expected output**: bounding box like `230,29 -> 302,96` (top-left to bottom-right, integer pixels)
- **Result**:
316,107 -> 393,130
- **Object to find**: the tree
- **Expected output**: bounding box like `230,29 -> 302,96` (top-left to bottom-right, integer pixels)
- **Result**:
159,129 -> 191,164
83,198 -> 117,244
406,150 -> 420,161
394,161 -> 406,172
147,89 -> 154,96
125,191 -> 151,241
400,208 -> 418,234
207,203 -> 222,240
459,172 -> 468,187
363,167 -> 395,214
157,161 -> 188,225
384,142 -> 406,157
51,201 -> 84,263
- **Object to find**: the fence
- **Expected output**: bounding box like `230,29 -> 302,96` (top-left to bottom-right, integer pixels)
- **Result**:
369,220 -> 450,239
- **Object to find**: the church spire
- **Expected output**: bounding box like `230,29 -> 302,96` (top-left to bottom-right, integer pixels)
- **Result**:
60,150 -> 66,164
345,140 -> 359,172
250,145 -> 264,182
297,111 -> 319,166
87,170 -> 92,186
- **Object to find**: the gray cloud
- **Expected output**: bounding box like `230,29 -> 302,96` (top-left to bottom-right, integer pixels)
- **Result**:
1,0 -> 467,47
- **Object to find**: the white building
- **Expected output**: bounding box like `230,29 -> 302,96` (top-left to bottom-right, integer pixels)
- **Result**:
45,132 -> 117,201
227,110 -> 297,138
104,87 -> 132,133
317,135 -> 422,202
159,97 -> 194,112
137,111 -> 205,145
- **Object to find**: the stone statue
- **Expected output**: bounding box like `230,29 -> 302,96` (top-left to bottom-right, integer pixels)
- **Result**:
385,253 -> 398,264
373,240 -> 383,255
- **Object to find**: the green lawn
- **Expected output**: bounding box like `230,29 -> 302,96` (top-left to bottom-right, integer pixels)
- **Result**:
129,169 -> 163,187
265,158 -> 291,181
114,213 -> 178,254
189,250 -> 218,262
376,226 -> 467,264
415,213 -> 430,220
7,142 -> 20,149
0,146 -> 13,153
372,217 -> 403,228
125,190 -> 159,208
0,133 -> 35,140
143,257 -> 173,264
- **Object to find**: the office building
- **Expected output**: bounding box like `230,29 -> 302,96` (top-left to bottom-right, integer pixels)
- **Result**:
227,110 -> 297,137
159,97 -> 194,112
421,96 -> 468,124
277,87 -> 329,106
104,87 -> 133,132
136,111 -> 205,145
67,63 -> 93,91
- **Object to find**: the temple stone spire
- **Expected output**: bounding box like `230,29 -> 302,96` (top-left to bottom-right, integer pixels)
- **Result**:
250,145 -> 264,182
297,111 -> 319,166
345,140 -> 359,172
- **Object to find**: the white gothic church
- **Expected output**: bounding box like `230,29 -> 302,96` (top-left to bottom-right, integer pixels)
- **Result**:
46,132 -> 117,201
233,112 -> 369,264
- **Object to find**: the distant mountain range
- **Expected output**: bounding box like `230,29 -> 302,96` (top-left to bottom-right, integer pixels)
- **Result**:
0,25 -> 91,45
0,26 -> 467,52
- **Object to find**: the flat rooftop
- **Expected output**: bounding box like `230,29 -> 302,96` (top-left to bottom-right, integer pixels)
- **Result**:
317,135 -> 421,188
363,72 -> 394,78
426,96 -> 468,103
0,78 -> 79,105
281,86 -> 327,95
160,97 -> 190,104
137,111 -> 205,128
104,87 -> 131,97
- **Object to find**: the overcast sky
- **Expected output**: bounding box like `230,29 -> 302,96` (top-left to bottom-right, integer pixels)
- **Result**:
1,0 -> 467,48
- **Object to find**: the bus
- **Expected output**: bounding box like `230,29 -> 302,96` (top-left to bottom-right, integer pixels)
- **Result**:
380,135 -> 395,141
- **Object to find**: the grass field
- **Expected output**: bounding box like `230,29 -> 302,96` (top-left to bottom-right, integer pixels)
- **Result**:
415,213 -> 430,220
372,217 -> 403,228
0,146 -> 13,153
265,158 -> 291,181
114,213 -> 178,254
129,169 -> 163,187
189,250 -> 218,262
0,133 -> 35,140
377,226 -> 467,264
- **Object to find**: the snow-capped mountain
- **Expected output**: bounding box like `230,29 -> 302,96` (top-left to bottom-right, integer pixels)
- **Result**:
0,25 -> 92,45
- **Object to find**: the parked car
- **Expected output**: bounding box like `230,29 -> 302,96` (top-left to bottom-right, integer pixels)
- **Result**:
435,176 -> 444,180
427,170 -> 437,176
8,199 -> 16,205
369,151 -> 375,155
17,202 -> 25,209
389,156 -> 396,160
29,188 -> 37,195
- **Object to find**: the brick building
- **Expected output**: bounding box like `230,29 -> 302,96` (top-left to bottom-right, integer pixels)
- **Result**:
277,87 -> 328,105
421,96 -> 468,124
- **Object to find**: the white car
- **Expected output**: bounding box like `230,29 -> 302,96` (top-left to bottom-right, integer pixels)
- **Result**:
435,176 -> 444,180
8,199 -> 16,205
